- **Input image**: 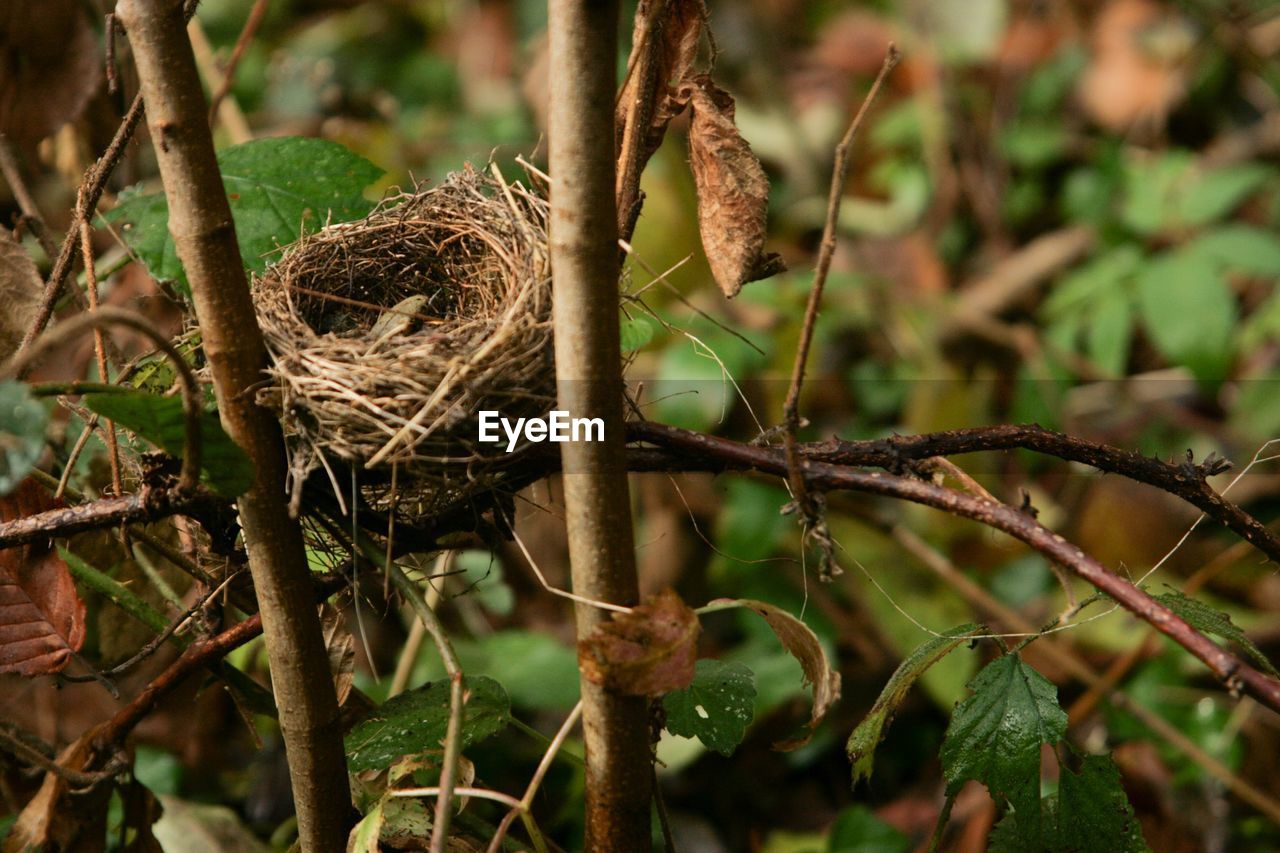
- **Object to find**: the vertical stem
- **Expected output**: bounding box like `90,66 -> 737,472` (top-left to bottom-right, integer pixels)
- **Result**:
114,2 -> 351,849
547,1 -> 653,850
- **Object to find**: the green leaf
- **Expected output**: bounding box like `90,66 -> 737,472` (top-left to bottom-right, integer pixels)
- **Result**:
940,654 -> 1067,843
1054,753 -> 1149,852
1121,151 -> 1193,235
827,805 -> 911,853
1135,249 -> 1236,381
847,624 -> 980,785
1043,246 -> 1142,319
620,315 -> 654,353
1188,224 -> 1280,277
83,390 -> 254,497
663,659 -> 756,756
1153,587 -> 1280,677
1177,163 -> 1272,227
0,380 -> 49,495
345,675 -> 510,772
1000,122 -> 1068,170
105,137 -> 383,291
1084,289 -> 1132,377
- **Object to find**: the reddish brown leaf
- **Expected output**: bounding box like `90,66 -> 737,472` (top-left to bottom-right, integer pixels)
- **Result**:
0,231 -> 40,362
0,478 -> 87,676
579,589 -> 700,697
684,77 -> 786,297
319,603 -> 355,707
712,598 -> 840,750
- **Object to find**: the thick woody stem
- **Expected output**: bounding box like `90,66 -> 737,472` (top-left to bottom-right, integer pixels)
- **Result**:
113,1 -> 352,848
547,1 -> 653,849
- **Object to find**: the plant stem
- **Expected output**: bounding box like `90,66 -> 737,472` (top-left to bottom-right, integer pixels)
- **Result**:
547,1 -> 652,849
114,1 -> 351,848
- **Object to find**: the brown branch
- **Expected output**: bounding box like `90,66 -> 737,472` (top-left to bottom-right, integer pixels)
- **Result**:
207,0 -> 270,128
115,1 -> 351,848
0,134 -> 58,260
628,421 -> 1280,714
548,1 -> 652,849
781,46 -> 898,523
17,94 -> 146,363
0,487 -> 222,550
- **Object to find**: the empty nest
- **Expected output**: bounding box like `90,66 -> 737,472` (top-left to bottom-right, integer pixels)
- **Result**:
253,167 -> 554,517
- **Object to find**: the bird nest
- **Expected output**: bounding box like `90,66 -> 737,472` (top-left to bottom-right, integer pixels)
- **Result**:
253,167 -> 555,518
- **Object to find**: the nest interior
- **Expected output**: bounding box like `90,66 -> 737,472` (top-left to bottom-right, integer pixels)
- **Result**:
253,167 -> 555,516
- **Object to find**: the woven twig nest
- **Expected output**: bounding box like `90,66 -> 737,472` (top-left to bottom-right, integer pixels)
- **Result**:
253,167 -> 554,516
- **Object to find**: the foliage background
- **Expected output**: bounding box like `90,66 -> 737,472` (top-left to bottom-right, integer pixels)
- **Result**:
3,0 -> 1280,850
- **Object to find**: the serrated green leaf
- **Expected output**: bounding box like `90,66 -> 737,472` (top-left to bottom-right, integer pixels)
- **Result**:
0,380 -> 49,495
826,804 -> 911,853
1153,587 -> 1279,677
663,659 -> 756,756
83,390 -> 254,497
1135,249 -> 1236,381
344,676 -> 510,773
1189,224 -> 1280,277
1054,753 -> 1149,852
940,654 -> 1067,844
847,624 -> 980,786
105,137 -> 382,291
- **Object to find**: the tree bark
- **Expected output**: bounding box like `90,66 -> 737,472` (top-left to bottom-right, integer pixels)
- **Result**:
547,2 -> 653,849
114,2 -> 351,849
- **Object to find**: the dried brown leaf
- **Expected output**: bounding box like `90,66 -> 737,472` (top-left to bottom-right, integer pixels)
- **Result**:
684,77 -> 786,297
0,478 -> 87,676
0,230 -> 40,362
0,0 -> 101,145
714,598 -> 840,750
579,589 -> 700,696
616,0 -> 708,173
319,603 -> 355,706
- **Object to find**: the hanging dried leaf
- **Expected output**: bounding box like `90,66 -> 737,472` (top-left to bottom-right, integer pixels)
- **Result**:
0,478 -> 87,676
0,0 -> 101,145
0,231 -> 40,363
711,598 -> 840,750
318,603 -> 355,706
683,77 -> 786,297
616,0 -> 708,182
579,589 -> 700,696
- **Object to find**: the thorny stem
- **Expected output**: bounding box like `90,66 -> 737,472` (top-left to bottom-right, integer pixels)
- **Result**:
780,45 -> 899,516
630,421 -> 1280,713
547,1 -> 653,849
115,1 -> 352,848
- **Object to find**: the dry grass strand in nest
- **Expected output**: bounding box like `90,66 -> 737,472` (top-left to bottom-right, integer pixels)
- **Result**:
253,167 -> 555,517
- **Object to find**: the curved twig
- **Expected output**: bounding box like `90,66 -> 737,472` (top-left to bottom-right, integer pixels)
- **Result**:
5,307 -> 204,491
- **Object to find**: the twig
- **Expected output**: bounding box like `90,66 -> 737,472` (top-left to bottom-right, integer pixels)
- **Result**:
5,307 -> 204,491
105,13 -> 120,95
80,222 -> 123,495
385,559 -> 465,853
0,724 -> 107,789
388,551 -> 448,698
207,0 -> 270,127
0,134 -> 58,260
186,18 -> 252,144
780,45 -> 899,560
17,93 -> 146,362
487,701 -> 582,853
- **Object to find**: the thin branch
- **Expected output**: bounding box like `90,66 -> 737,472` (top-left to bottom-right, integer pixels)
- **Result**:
79,223 -> 123,495
780,45 -> 899,508
628,421 -> 1280,713
385,560 -> 465,853
17,93 -> 146,362
0,134 -> 58,260
206,0 -> 270,127
5,307 -> 204,491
